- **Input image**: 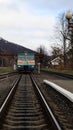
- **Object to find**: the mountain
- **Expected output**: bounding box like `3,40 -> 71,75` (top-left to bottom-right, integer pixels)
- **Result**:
0,37 -> 33,55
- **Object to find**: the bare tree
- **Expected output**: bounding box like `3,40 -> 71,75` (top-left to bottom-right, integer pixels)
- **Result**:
36,45 -> 49,67
37,45 -> 48,55
51,46 -> 62,59
55,11 -> 72,68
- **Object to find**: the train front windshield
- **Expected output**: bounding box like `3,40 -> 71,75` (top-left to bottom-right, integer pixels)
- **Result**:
18,55 -> 26,60
26,55 -> 34,60
18,55 -> 34,61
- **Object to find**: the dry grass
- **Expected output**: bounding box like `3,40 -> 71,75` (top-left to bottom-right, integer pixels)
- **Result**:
0,67 -> 14,74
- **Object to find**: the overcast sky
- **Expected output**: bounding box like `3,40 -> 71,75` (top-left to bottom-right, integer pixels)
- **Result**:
0,0 -> 73,53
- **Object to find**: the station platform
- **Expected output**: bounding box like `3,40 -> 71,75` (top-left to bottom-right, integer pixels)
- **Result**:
43,80 -> 73,102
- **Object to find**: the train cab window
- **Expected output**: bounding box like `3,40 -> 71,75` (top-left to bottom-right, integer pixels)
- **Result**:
26,56 -> 34,60
18,55 -> 26,60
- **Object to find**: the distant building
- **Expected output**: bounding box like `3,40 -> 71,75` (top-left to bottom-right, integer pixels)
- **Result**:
50,57 -> 63,66
0,53 -> 17,67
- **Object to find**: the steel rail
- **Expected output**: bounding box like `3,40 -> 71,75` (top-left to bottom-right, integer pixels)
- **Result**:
0,72 -> 17,80
42,70 -> 73,79
0,75 -> 21,117
31,74 -> 62,130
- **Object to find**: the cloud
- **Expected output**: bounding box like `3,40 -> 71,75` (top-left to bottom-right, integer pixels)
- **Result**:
0,0 -> 10,3
0,0 -> 72,52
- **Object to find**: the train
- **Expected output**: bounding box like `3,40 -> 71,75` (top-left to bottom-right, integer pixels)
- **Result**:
17,52 -> 35,73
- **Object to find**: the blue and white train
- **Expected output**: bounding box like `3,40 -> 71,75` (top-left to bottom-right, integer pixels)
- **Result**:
17,52 -> 35,72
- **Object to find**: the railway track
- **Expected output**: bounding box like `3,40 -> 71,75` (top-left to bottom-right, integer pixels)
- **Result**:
42,70 -> 73,79
32,73 -> 73,130
0,72 -> 17,79
0,73 -> 19,108
0,74 -> 62,130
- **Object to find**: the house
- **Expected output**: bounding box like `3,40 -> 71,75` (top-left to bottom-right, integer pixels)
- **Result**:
50,57 -> 63,66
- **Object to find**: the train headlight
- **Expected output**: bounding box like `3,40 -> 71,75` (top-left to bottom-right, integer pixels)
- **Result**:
18,65 -> 21,67
32,65 -> 34,67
